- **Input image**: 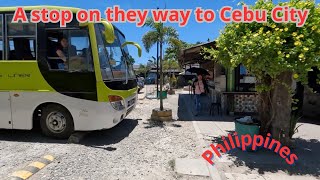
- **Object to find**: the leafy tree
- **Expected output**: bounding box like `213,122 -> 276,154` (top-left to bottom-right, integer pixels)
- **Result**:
163,59 -> 180,88
164,40 -> 203,63
127,55 -> 135,65
163,59 -> 180,72
137,64 -> 149,78
203,0 -> 320,145
142,17 -> 179,110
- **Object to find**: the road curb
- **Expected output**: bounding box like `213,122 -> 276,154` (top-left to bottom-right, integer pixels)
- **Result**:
192,121 -> 222,180
180,94 -> 223,180
10,155 -> 54,180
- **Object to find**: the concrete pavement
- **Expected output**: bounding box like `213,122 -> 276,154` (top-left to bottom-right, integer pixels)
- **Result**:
177,90 -> 320,180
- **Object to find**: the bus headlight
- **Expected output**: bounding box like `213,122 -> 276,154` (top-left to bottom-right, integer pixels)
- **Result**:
108,95 -> 125,111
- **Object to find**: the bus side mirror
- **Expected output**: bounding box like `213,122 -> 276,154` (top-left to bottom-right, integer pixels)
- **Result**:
101,21 -> 115,44
121,41 -> 142,57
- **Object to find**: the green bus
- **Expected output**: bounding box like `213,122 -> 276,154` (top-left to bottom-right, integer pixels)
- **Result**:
0,6 -> 141,138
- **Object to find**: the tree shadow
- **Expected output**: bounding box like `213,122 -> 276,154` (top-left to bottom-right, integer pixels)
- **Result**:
143,120 -> 183,129
215,137 -> 320,177
143,120 -> 165,129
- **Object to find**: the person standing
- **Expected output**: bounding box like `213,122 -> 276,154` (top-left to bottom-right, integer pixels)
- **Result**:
56,37 -> 77,70
193,74 -> 206,116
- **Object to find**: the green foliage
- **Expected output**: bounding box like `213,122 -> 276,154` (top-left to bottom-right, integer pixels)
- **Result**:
164,40 -> 198,61
137,64 -> 149,77
127,55 -> 135,65
170,74 -> 177,88
163,59 -> 180,71
142,17 -> 179,52
203,0 -> 320,91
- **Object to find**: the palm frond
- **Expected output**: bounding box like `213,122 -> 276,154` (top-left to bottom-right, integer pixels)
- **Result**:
143,17 -> 155,28
167,38 -> 182,47
142,31 -> 159,52
164,26 -> 179,39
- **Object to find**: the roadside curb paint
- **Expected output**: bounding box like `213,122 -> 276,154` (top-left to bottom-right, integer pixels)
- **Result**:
10,155 -> 54,180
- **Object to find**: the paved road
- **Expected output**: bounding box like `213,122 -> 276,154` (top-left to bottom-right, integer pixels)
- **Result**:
0,90 -> 209,180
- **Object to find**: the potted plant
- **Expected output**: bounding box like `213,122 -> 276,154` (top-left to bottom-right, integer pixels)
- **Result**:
168,75 -> 177,95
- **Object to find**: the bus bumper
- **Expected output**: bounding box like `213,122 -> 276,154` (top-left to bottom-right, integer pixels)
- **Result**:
73,94 -> 137,131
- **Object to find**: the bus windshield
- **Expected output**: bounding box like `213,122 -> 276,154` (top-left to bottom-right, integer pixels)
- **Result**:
95,24 -> 135,81
117,30 -> 135,78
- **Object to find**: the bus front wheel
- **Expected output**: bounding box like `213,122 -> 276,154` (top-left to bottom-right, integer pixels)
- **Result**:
40,104 -> 74,139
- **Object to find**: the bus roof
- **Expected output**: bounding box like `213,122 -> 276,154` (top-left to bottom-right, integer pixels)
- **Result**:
0,6 -> 126,38
0,6 -> 81,13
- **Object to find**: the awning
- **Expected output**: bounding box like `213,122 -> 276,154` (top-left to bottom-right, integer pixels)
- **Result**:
178,41 -> 217,66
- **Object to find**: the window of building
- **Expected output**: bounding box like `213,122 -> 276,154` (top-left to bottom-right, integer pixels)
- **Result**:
235,64 -> 256,92
46,29 -> 93,72
0,15 -> 3,60
6,14 -> 36,60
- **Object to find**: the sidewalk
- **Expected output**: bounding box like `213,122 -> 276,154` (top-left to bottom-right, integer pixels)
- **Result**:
138,84 -> 156,100
178,91 -> 320,180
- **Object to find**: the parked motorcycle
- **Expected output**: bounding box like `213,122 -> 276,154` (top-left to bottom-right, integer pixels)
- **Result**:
137,77 -> 145,93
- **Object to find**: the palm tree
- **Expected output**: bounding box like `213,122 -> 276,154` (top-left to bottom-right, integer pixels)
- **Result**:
142,17 -> 179,111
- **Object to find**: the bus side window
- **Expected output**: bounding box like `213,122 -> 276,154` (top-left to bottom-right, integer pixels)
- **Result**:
68,30 -> 93,72
6,14 -> 36,60
46,33 -> 63,70
46,30 -> 93,72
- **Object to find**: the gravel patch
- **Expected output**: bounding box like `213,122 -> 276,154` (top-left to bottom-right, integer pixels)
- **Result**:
0,89 -> 210,180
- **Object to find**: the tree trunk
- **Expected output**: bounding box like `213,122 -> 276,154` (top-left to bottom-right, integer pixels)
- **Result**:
291,82 -> 304,118
258,76 -> 272,137
259,91 -> 272,136
271,72 -> 293,146
159,40 -> 164,111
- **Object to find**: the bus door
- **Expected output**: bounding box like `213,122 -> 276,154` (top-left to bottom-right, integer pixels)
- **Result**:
0,92 -> 12,129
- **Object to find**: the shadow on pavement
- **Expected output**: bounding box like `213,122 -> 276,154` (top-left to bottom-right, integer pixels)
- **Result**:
81,118 -> 138,147
178,93 -> 232,121
0,119 -> 138,145
0,129 -> 67,144
216,137 -> 320,177
138,90 -> 145,94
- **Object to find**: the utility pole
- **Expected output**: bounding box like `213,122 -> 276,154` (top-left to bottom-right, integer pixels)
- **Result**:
156,7 -> 159,96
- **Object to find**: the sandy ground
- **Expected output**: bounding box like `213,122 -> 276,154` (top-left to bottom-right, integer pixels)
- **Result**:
0,87 -> 210,180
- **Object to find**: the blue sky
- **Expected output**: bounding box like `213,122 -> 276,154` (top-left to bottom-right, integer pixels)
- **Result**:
1,0 -> 319,64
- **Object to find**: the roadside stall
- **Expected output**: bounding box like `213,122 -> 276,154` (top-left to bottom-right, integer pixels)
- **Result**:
178,41 -> 259,116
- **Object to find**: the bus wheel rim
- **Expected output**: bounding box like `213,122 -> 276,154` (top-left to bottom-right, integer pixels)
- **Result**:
46,111 -> 67,133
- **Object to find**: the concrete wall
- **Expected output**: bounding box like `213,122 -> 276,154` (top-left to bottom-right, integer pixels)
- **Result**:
234,94 -> 259,113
